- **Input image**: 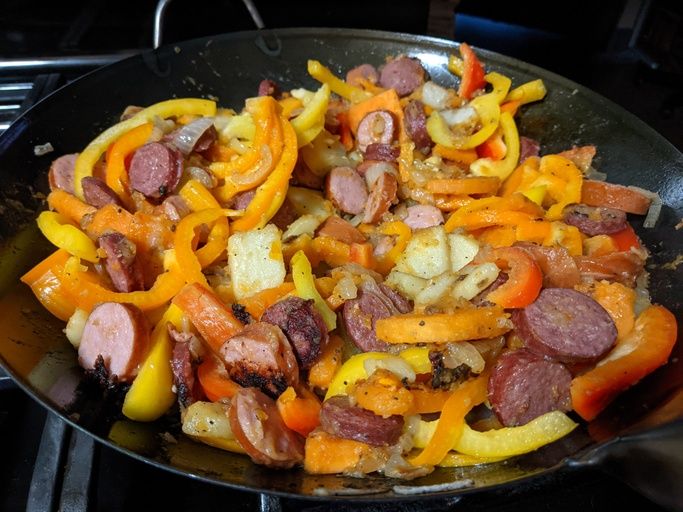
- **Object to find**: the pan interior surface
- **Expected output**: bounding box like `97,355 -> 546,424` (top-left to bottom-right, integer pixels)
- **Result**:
0,28 -> 681,499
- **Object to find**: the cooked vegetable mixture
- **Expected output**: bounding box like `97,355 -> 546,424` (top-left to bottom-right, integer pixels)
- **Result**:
22,44 -> 678,478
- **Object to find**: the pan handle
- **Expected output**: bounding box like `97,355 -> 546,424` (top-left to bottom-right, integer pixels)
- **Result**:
567,420 -> 683,510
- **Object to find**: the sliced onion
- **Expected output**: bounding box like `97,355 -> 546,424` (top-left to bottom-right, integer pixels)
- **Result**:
629,186 -> 662,229
363,161 -> 398,189
584,166 -> 607,181
364,356 -> 416,383
171,117 -> 215,156
440,106 -> 477,129
282,214 -> 324,241
442,341 -> 485,374
185,166 -> 216,188
331,274 -> 358,301
421,81 -> 450,110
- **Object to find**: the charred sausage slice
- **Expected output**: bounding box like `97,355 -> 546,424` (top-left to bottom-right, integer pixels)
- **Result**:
562,204 -> 627,236
128,142 -> 183,199
219,322 -> 299,398
98,232 -> 145,293
356,110 -> 396,153
229,387 -> 304,468
488,349 -> 572,427
512,288 -> 617,364
261,297 -> 328,369
169,327 -> 203,408
77,302 -> 149,382
81,176 -> 123,208
48,153 -> 78,194
379,56 -> 426,97
320,395 -> 404,446
325,166 -> 368,215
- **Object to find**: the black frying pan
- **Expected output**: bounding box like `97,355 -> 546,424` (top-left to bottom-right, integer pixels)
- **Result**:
0,28 -> 682,506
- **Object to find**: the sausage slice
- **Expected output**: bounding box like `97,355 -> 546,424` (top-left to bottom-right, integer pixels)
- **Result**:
229,387 -> 304,468
77,302 -> 149,382
356,110 -> 396,153
488,349 -> 572,427
363,171 -> 397,224
98,232 -> 145,293
512,288 -> 617,364
81,176 -> 123,208
320,395 -> 404,446
562,204 -> 627,236
403,100 -> 432,151
379,56 -> 426,97
128,142 -> 183,199
325,166 -> 368,215
219,322 -> 299,398
48,153 -> 78,194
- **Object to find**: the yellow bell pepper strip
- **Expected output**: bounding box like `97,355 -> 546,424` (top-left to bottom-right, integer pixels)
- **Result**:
521,184 -> 547,205
178,178 -> 222,211
47,190 -> 96,225
122,303 -> 184,421
426,93 -> 500,150
500,156 -> 540,197
174,208 -> 229,287
375,307 -> 512,344
57,256 -> 184,313
542,221 -> 583,256
397,140 -> 415,182
324,348 -> 431,400
483,72 -> 513,104
290,83 -> 330,147
470,112 -> 520,181
291,250 -> 336,331
105,122 -> 153,209
230,115 -> 297,232
448,53 -> 464,76
37,211 -> 99,263
409,374 -> 489,467
571,305 -> 677,421
375,220 -> 412,274
457,43 -> 487,100
415,410 -> 577,458
307,59 -> 373,104
73,98 -> 216,199
444,193 -> 544,233
505,78 -> 547,105
279,96 -> 303,119
537,155 -> 583,221
21,249 -> 76,321
195,216 -> 229,268
438,453 -> 508,467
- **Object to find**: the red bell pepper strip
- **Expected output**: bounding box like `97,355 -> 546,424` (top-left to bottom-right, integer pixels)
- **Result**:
570,305 -> 678,421
485,246 -> 543,308
610,223 -> 641,252
458,43 -> 486,100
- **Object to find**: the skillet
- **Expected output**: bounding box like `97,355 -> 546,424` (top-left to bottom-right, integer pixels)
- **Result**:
0,28 -> 682,505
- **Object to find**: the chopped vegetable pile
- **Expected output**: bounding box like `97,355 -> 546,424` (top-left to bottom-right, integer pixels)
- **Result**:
22,43 -> 678,478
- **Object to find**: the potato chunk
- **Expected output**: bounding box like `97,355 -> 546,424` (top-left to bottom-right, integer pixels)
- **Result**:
394,225 -> 450,279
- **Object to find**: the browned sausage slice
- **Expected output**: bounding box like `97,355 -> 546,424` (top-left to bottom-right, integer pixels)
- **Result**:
345,63 -> 379,86
320,395 -> 404,446
403,100 -> 432,151
562,204 -> 627,236
513,242 -> 580,289
228,189 -> 256,210
219,322 -> 299,398
128,142 -> 183,199
363,143 -> 400,162
169,327 -> 203,408
77,302 -> 149,382
229,387 -> 304,468
48,153 -> 78,194
98,232 -> 145,293
379,56 -> 426,97
362,171 -> 397,224
575,251 -> 646,287
261,297 -> 328,369
512,288 -> 617,364
81,176 -> 123,208
155,195 -> 191,222
325,166 -> 368,215
488,349 -> 572,427
356,110 -> 396,152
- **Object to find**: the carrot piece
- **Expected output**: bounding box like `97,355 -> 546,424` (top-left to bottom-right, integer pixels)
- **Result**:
426,177 -> 500,196
581,180 -> 651,215
591,281 -> 636,340
311,236 -> 351,267
374,306 -> 512,344
21,249 -> 71,286
349,242 -> 375,269
304,430 -> 382,474
571,305 -> 677,421
308,334 -> 344,390
432,144 -> 478,166
477,131 -> 507,160
347,88 -> 404,139
197,354 -> 240,401
47,190 -> 96,225
351,369 -> 414,417
172,283 -> 243,353
276,386 -> 322,437
237,282 -> 295,320
610,223 -> 642,252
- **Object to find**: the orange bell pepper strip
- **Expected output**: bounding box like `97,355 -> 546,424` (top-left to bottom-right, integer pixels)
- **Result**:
570,305 -> 677,421
174,209 -> 229,286
444,193 -> 543,233
456,43 -> 486,100
375,306 -> 512,344
500,100 -> 521,117
433,195 -> 475,211
538,155 -> 583,221
446,209 -> 537,232
21,249 -> 76,321
484,246 -> 542,308
591,281 -> 636,340
408,387 -> 454,415
47,190 -> 96,225
172,282 -> 243,354
375,220 -> 412,275
542,221 -> 583,256
230,115 -> 297,232
426,177 -> 500,196
432,145 -> 478,166
57,256 -> 184,313
500,156 -> 540,197
336,111 -> 354,151
237,281 -> 295,320
195,216 -> 230,269
178,179 -> 222,211
476,225 -> 517,248
311,236 -> 351,268
409,374 -> 489,467
349,242 -> 375,269
276,386 -> 322,437
516,219 -> 552,243
105,122 -> 153,209
197,354 -> 240,401
610,223 -> 641,252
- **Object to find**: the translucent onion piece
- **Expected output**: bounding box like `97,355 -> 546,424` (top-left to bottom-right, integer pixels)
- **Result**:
172,117 -> 215,156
